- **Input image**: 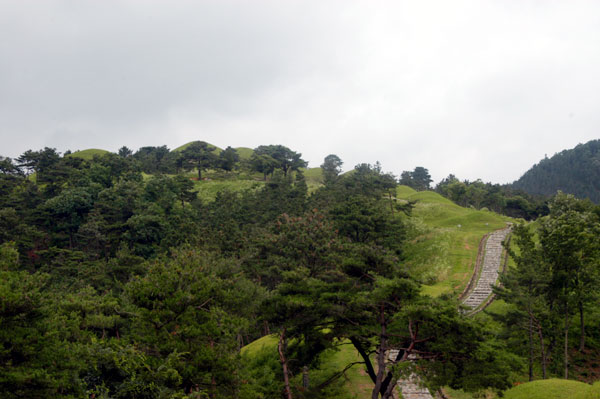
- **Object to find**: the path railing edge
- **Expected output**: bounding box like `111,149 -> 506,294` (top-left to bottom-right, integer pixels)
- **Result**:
458,232 -> 489,302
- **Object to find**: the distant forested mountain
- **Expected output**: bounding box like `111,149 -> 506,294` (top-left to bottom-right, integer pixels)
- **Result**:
512,139 -> 600,203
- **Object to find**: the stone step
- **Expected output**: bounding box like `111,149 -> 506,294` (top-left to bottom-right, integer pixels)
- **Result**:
399,226 -> 511,397
461,227 -> 511,311
398,374 -> 434,399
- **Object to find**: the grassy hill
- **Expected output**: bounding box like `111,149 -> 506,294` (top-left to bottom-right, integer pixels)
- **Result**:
397,186 -> 513,296
66,148 -> 110,160
192,178 -> 263,202
234,147 -> 254,160
303,167 -> 324,192
502,379 -> 593,399
172,141 -> 223,153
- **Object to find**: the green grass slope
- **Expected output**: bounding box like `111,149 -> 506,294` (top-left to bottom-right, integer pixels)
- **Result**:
577,382 -> 600,399
303,167 -> 324,193
66,148 -> 110,160
242,335 -> 373,398
241,334 -> 279,358
192,179 -> 263,202
397,186 -> 513,297
172,141 -> 223,153
234,147 -> 254,160
503,379 -> 590,399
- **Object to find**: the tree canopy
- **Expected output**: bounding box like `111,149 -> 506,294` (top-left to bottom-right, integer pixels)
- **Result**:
1,142 -> 598,398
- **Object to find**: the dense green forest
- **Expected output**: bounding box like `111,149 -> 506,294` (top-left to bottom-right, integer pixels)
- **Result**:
512,139 -> 600,203
1,142 -> 600,398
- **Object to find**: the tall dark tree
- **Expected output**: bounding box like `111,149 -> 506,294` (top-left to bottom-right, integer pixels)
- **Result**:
218,146 -> 240,172
496,223 -> 550,380
16,147 -> 61,182
172,175 -> 197,207
250,153 -> 278,180
399,170 -> 413,187
118,146 -> 133,158
254,145 -> 307,177
133,145 -> 173,174
539,192 -> 598,378
0,156 -> 21,176
180,141 -> 218,179
400,166 -> 432,191
321,154 -> 343,185
411,166 -> 433,191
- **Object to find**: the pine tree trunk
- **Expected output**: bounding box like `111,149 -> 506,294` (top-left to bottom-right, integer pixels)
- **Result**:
210,340 -> 216,399
302,366 -> 309,389
350,337 -> 377,383
538,323 -> 547,379
210,376 -> 216,399
382,372 -> 401,399
564,308 -> 569,379
278,328 -> 293,399
372,305 -> 387,399
529,314 -> 534,381
579,300 -> 585,352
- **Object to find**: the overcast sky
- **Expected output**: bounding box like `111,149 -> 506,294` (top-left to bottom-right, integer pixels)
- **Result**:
1,1 -> 599,184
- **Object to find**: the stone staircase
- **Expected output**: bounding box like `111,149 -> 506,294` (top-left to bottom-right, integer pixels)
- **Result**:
399,374 -> 434,399
393,226 -> 511,398
461,227 -> 511,312
388,350 -> 434,399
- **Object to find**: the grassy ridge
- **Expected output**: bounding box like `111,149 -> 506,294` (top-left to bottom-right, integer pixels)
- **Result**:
303,167 -> 324,193
503,379 -> 591,399
172,141 -> 223,153
192,178 -> 263,202
396,186 -> 513,297
234,147 -> 254,160
66,148 -> 110,160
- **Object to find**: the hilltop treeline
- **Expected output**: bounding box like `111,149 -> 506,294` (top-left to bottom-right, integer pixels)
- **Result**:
434,175 -> 549,220
512,139 -> 600,203
398,166 -> 548,220
1,143 -> 599,398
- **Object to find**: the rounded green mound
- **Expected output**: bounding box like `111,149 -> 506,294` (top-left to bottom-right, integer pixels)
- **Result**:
66,148 -> 109,160
234,147 -> 254,160
396,184 -> 417,198
172,141 -> 222,153
504,379 -> 590,399
575,382 -> 600,399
